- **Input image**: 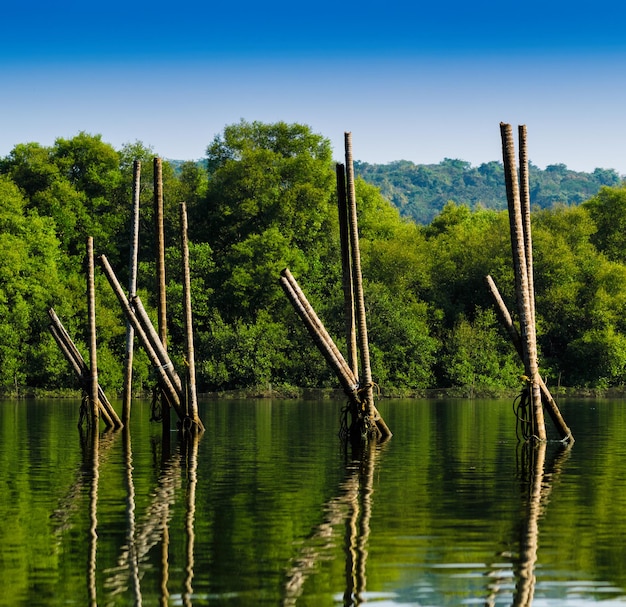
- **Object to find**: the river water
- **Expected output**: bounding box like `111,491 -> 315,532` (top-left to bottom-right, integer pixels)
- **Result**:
0,397 -> 625,606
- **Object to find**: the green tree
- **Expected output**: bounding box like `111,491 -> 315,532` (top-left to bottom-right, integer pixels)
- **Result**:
0,176 -> 63,393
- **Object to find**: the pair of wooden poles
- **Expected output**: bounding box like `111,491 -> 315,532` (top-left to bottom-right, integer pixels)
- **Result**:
281,133 -> 391,441
493,123 -> 573,442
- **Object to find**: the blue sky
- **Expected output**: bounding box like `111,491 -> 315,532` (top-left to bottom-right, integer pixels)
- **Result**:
3,1 -> 626,173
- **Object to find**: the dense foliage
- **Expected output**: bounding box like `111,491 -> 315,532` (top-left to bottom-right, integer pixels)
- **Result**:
356,158 -> 622,224
2,121 -> 626,397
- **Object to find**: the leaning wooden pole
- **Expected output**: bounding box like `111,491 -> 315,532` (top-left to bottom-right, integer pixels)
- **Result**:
98,254 -> 184,421
122,159 -> 141,424
280,269 -> 391,440
344,132 -> 375,423
484,276 -> 573,442
48,308 -> 121,428
86,236 -> 99,427
336,162 -> 358,381
279,274 -> 361,409
180,202 -> 204,432
500,123 -> 546,441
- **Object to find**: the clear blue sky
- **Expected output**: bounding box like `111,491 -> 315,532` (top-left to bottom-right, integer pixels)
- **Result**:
3,1 -> 626,173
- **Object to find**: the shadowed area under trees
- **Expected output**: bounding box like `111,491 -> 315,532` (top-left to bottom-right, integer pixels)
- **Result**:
1,122 -> 626,397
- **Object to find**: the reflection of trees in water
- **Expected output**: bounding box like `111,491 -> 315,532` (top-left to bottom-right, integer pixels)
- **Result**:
485,441 -> 572,606
283,441 -> 382,606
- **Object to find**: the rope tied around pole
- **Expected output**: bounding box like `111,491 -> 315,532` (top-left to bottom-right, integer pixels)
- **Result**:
513,375 -> 542,442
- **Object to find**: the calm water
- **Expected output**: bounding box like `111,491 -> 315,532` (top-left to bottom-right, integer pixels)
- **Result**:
1,397 -> 626,606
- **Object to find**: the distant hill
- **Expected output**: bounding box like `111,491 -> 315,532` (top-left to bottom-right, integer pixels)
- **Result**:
354,158 -> 623,224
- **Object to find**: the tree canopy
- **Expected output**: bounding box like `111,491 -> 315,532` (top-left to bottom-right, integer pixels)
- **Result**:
2,122 -> 626,397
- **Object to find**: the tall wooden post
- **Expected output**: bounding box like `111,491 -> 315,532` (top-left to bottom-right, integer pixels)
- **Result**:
500,123 -> 546,441
336,162 -> 358,381
122,160 -> 141,424
87,236 -> 99,426
154,157 -> 171,434
518,125 -> 536,331
154,158 -> 167,350
180,202 -> 203,432
344,132 -> 374,422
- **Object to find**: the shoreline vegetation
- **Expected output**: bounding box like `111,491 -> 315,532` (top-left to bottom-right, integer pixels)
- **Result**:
3,121 -> 626,399
5,384 -> 626,401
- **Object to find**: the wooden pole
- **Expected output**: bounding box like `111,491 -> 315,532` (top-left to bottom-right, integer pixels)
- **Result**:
154,157 -> 171,434
344,132 -> 375,423
154,157 -> 167,349
86,236 -> 99,426
484,276 -> 573,441
518,125 -> 536,332
336,162 -> 358,381
48,323 -> 115,429
131,296 -> 183,399
500,121 -> 546,441
280,269 -> 391,440
48,308 -> 121,428
98,254 -> 184,420
180,201 -> 203,432
279,274 -> 361,407
122,159 -> 141,424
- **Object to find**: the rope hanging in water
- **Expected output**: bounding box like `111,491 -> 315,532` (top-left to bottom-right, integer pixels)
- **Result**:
513,381 -> 533,441
150,385 -> 163,423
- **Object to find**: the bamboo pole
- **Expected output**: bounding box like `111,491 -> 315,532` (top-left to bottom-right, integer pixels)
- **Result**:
154,157 -> 171,434
48,322 -> 115,429
154,157 -> 167,349
48,308 -> 121,428
180,201 -> 204,432
86,237 -> 99,426
279,275 -> 361,407
98,254 -> 184,420
344,133 -> 374,421
500,123 -> 546,441
336,162 -> 358,380
280,269 -> 391,440
122,160 -> 141,424
484,276 -> 573,441
131,296 -> 183,399
518,125 -> 535,332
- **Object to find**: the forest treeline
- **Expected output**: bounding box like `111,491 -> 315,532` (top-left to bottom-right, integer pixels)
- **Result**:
356,157 -> 622,223
2,120 -> 626,398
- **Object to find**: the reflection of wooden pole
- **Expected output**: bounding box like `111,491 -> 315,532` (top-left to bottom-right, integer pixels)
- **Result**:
103,453 -> 181,600
123,160 -> 141,424
283,440 -> 380,605
336,162 -> 358,380
485,275 -> 573,441
87,426 -> 99,607
500,123 -> 546,441
182,433 -> 199,607
122,428 -> 142,604
513,441 -> 545,606
180,202 -> 203,432
86,236 -> 99,426
345,133 -> 374,420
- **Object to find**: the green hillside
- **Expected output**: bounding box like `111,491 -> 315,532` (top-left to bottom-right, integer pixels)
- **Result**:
355,158 -> 622,224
